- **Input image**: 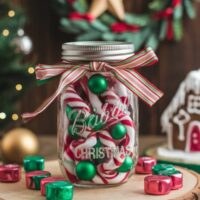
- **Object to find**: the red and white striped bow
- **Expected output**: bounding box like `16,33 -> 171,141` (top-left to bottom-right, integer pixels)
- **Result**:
22,47 -> 163,122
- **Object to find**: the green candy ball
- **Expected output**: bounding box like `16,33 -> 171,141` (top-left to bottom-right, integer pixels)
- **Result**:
68,125 -> 79,140
76,161 -> 96,181
92,139 -> 105,164
66,105 -> 84,123
116,156 -> 133,172
86,114 -> 104,131
88,74 -> 108,94
111,123 -> 127,140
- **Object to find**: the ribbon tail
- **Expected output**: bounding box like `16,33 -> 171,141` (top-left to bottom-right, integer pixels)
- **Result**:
36,64 -> 74,80
22,68 -> 87,122
113,69 -> 163,106
112,47 -> 158,69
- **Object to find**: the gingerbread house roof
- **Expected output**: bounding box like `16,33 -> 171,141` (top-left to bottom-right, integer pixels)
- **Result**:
161,69 -> 200,133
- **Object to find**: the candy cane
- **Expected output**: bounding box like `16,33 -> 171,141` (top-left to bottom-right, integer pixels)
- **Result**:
117,114 -> 136,156
62,150 -> 77,183
95,168 -> 131,184
61,77 -> 136,185
80,76 -> 103,114
64,85 -> 91,115
114,81 -> 129,107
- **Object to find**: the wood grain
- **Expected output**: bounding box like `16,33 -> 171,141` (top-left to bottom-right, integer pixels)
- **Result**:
13,1 -> 200,136
0,160 -> 200,200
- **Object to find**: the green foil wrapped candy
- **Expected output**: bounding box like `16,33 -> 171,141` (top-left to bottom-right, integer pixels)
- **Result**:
23,155 -> 44,172
46,181 -> 74,200
152,164 -> 175,175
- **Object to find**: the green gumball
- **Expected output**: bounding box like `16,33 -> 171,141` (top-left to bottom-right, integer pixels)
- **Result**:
76,161 -> 96,181
66,105 -> 85,123
111,123 -> 127,140
86,114 -> 104,131
88,74 -> 108,94
116,156 -> 133,172
68,125 -> 79,140
92,139 -> 105,164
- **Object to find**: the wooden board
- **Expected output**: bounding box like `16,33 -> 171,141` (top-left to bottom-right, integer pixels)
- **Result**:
0,160 -> 200,200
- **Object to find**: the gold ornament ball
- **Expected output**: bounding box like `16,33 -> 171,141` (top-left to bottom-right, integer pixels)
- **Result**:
1,128 -> 39,164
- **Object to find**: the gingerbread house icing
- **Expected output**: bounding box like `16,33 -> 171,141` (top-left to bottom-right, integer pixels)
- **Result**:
161,69 -> 200,152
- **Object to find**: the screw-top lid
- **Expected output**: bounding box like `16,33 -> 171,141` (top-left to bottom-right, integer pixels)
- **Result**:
62,41 -> 134,61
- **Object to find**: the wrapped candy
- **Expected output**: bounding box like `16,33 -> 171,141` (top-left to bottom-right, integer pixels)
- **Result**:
152,164 -> 183,190
25,170 -> 51,190
135,157 -> 157,174
144,175 -> 171,195
0,164 -> 21,182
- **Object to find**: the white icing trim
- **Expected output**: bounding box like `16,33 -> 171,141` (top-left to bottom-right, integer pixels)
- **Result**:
187,95 -> 200,114
185,121 -> 200,152
157,146 -> 200,163
173,109 -> 191,141
167,123 -> 173,150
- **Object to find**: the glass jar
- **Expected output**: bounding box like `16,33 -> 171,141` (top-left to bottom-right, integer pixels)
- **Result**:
57,41 -> 139,187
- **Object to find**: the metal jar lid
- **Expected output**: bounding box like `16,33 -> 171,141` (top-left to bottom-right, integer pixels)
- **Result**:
62,41 -> 134,61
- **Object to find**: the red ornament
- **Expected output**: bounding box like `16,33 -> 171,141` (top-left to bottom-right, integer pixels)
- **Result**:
111,22 -> 140,33
135,157 -> 157,174
41,176 -> 67,196
166,20 -> 174,40
144,175 -> 172,195
69,12 -> 94,22
67,0 -> 75,4
153,8 -> 174,20
172,0 -> 182,7
0,164 -> 21,182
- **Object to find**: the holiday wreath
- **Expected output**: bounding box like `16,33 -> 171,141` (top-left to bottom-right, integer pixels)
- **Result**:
52,0 -> 199,50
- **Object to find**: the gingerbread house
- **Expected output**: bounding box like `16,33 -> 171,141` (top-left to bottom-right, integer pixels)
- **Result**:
161,69 -> 200,153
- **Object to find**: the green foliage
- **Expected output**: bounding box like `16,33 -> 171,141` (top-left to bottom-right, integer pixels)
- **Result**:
52,0 -> 199,51
0,1 -> 34,129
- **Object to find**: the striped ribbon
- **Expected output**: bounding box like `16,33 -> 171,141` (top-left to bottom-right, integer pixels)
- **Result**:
22,47 -> 163,122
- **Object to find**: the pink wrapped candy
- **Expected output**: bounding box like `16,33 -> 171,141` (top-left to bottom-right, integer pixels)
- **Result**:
170,172 -> 183,190
135,157 -> 157,174
144,175 -> 171,195
0,164 -> 21,182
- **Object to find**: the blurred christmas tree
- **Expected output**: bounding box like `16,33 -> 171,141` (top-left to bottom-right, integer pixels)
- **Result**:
0,0 -> 34,130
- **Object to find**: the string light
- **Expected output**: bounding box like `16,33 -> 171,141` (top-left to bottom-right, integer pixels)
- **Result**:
17,29 -> 24,36
12,114 -> 19,121
28,67 -> 35,74
8,10 -> 15,17
2,29 -> 9,37
0,112 -> 6,120
15,83 -> 23,91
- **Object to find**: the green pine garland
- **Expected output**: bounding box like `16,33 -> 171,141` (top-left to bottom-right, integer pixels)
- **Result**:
0,1 -> 34,130
52,0 -> 199,51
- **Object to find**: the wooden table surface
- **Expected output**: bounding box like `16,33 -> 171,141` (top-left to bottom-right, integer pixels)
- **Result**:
1,136 -> 200,200
0,160 -> 200,200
